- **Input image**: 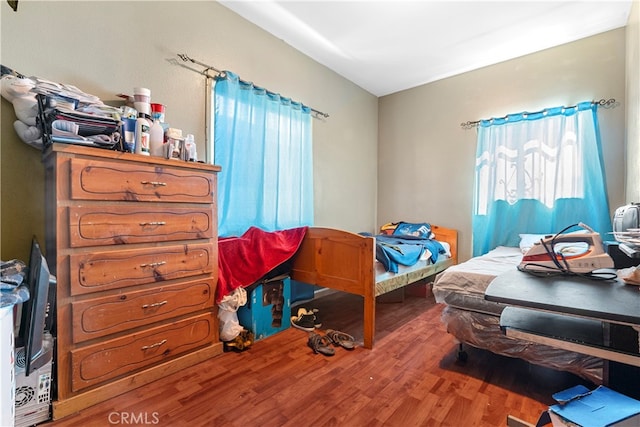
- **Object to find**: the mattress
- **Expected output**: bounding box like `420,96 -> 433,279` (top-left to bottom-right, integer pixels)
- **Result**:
442,306 -> 603,384
433,246 -> 522,315
375,241 -> 452,295
433,245 -> 603,384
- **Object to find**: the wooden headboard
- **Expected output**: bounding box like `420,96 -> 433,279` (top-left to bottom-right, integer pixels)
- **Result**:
431,224 -> 458,264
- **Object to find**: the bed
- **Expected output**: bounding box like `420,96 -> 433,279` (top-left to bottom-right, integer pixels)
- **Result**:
432,245 -> 603,384
290,225 -> 458,349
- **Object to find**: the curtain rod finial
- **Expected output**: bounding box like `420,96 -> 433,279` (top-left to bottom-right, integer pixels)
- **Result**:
461,121 -> 478,130
596,98 -> 617,109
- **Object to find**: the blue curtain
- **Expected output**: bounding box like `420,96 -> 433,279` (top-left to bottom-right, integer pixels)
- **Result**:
214,71 -> 314,237
472,101 -> 612,256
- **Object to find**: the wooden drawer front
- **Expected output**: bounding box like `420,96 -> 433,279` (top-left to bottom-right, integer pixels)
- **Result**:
71,279 -> 215,343
71,312 -> 215,392
69,243 -> 215,295
70,157 -> 215,203
69,206 -> 214,247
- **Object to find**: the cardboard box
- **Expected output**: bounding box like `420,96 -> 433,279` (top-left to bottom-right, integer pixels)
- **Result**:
237,276 -> 291,341
290,279 -> 315,304
546,385 -> 640,427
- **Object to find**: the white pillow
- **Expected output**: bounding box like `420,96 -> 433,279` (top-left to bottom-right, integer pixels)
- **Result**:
519,233 -> 550,254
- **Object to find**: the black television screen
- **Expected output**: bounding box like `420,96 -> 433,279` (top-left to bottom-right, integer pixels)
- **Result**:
17,237 -> 50,376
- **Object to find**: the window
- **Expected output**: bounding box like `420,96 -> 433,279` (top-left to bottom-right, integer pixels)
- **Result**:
472,102 -> 612,256
214,72 -> 313,237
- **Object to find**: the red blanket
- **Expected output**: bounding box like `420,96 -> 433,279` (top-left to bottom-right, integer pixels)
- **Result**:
216,226 -> 308,303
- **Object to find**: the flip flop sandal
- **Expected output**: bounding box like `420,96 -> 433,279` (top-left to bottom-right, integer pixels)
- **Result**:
307,332 -> 335,356
326,329 -> 357,350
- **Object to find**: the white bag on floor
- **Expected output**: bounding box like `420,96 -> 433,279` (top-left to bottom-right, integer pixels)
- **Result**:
218,287 -> 247,342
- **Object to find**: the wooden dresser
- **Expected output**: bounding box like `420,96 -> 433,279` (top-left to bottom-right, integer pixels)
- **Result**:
43,144 -> 223,419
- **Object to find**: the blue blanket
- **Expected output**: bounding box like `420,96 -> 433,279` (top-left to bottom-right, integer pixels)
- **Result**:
373,235 -> 446,273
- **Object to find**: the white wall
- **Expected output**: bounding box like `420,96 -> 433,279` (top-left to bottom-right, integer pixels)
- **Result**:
379,29 -> 627,262
0,1 -> 379,260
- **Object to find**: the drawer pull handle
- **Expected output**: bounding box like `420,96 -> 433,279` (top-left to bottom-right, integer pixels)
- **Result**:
139,261 -> 166,268
141,339 -> 167,351
139,221 -> 166,226
140,181 -> 167,187
142,300 -> 168,309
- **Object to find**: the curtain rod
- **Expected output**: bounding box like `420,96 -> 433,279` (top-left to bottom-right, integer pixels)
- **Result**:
170,53 -> 329,119
460,98 -> 617,130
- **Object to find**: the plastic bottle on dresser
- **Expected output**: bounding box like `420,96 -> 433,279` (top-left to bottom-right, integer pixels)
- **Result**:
166,128 -> 183,160
135,113 -> 151,156
184,134 -> 197,162
149,119 -> 165,157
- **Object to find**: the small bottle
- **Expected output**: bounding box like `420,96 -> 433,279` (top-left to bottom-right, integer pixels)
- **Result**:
151,103 -> 165,123
149,119 -> 165,157
135,113 -> 151,156
188,142 -> 197,162
167,138 -> 184,160
184,134 -> 196,161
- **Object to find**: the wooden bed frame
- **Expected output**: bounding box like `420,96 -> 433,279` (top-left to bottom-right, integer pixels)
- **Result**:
290,225 -> 458,348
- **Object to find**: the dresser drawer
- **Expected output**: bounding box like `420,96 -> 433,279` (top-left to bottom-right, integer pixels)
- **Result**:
69,206 -> 214,247
69,243 -> 216,295
70,312 -> 216,392
71,278 -> 215,343
70,157 -> 215,203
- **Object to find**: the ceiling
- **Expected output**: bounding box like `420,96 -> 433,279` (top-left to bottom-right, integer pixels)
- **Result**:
219,1 -> 632,97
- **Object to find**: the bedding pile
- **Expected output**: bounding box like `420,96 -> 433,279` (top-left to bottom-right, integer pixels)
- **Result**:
217,226 -> 307,303
369,222 -> 447,272
374,235 -> 445,272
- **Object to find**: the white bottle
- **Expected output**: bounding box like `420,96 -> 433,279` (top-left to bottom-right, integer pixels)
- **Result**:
149,119 -> 165,157
135,113 -> 151,156
184,134 -> 196,161
189,143 -> 197,162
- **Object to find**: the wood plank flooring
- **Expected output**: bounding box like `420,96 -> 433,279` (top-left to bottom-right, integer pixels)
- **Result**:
46,288 -> 593,427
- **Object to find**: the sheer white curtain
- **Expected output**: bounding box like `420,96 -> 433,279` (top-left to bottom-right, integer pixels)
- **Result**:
473,102 -> 612,256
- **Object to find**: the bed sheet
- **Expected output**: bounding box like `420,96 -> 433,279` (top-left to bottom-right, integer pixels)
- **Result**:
432,245 -> 522,315
374,235 -> 446,273
373,241 -> 451,295
433,246 -> 522,300
374,241 -> 450,279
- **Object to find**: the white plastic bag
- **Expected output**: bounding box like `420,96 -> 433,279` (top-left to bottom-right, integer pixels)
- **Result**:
217,287 -> 247,342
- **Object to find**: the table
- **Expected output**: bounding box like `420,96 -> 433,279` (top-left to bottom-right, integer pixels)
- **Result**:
485,268 -> 640,397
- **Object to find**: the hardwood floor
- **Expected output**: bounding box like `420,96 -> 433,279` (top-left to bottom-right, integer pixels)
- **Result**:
46,288 -> 593,427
